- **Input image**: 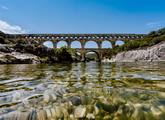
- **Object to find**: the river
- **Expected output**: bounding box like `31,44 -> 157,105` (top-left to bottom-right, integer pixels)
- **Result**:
0,62 -> 165,120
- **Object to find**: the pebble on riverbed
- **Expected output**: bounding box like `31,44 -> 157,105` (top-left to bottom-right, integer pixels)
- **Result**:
1,79 -> 165,120
74,105 -> 87,119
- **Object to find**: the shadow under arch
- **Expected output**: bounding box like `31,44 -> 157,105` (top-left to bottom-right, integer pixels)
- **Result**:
43,41 -> 54,48
102,40 -> 112,48
85,50 -> 100,62
57,41 -> 68,48
71,41 -> 82,48
85,41 -> 98,48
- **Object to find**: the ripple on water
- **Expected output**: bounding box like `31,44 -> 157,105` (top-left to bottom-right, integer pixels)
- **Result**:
0,62 -> 165,119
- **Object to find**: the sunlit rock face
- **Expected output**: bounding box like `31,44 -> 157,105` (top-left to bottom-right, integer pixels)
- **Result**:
111,41 -> 165,62
0,52 -> 40,64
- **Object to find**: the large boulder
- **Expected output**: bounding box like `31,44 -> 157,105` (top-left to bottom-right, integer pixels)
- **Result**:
74,105 -> 87,119
0,44 -> 13,53
0,52 -> 40,64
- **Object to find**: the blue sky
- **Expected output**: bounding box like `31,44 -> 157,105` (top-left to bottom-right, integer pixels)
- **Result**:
0,0 -> 165,34
0,0 -> 165,48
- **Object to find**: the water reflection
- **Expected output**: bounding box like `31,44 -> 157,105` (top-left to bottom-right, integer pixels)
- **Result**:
0,62 -> 165,119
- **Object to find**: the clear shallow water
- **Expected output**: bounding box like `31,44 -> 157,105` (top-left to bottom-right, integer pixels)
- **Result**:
0,62 -> 165,120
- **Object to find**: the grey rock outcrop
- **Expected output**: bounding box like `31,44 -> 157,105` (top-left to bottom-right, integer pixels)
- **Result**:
110,42 -> 165,62
0,52 -> 40,64
0,44 -> 13,53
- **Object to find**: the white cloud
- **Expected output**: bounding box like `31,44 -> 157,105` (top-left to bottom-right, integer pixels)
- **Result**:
0,20 -> 26,34
0,5 -> 9,10
146,21 -> 165,28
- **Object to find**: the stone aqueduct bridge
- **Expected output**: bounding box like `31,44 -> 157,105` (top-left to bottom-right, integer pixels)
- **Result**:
6,33 -> 145,61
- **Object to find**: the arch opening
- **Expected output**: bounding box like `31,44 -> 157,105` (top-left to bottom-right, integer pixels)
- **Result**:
43,41 -> 54,48
57,41 -> 68,48
71,41 -> 81,48
85,51 -> 99,61
102,41 -> 112,48
85,41 -> 98,48
115,40 -> 125,46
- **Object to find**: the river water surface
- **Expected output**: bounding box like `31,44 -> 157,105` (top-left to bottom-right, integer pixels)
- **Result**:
0,62 -> 165,120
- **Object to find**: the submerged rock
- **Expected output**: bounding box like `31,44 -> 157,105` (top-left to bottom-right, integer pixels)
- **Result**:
95,101 -> 118,114
69,96 -> 81,106
74,105 -> 87,118
43,94 -> 50,103
86,113 -> 95,119
37,110 -> 47,120
132,104 -> 146,120
28,110 -> 37,120
1,111 -> 30,120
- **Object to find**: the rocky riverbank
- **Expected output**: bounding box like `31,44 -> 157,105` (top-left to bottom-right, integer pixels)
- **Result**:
0,42 -> 75,64
110,41 -> 165,62
0,44 -> 39,64
0,51 -> 40,64
0,30 -> 77,64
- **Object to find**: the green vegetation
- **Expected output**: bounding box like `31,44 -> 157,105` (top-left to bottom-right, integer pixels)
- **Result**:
37,47 -> 76,63
0,31 -> 5,44
54,46 -> 76,58
14,40 -> 76,63
52,46 -> 76,62
107,28 -> 165,58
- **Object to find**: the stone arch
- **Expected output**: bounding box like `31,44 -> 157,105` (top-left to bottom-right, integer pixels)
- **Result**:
84,41 -> 98,48
102,40 -> 112,48
71,41 -> 82,48
43,40 -> 54,48
85,50 -> 100,61
115,40 -> 125,46
57,40 -> 68,48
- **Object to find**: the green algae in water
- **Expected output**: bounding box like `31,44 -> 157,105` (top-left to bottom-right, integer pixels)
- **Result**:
0,62 -> 165,120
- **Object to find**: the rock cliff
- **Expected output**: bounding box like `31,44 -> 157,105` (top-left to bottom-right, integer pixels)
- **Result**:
110,41 -> 165,62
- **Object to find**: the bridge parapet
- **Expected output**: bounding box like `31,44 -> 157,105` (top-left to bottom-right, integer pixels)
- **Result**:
7,33 -> 146,40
